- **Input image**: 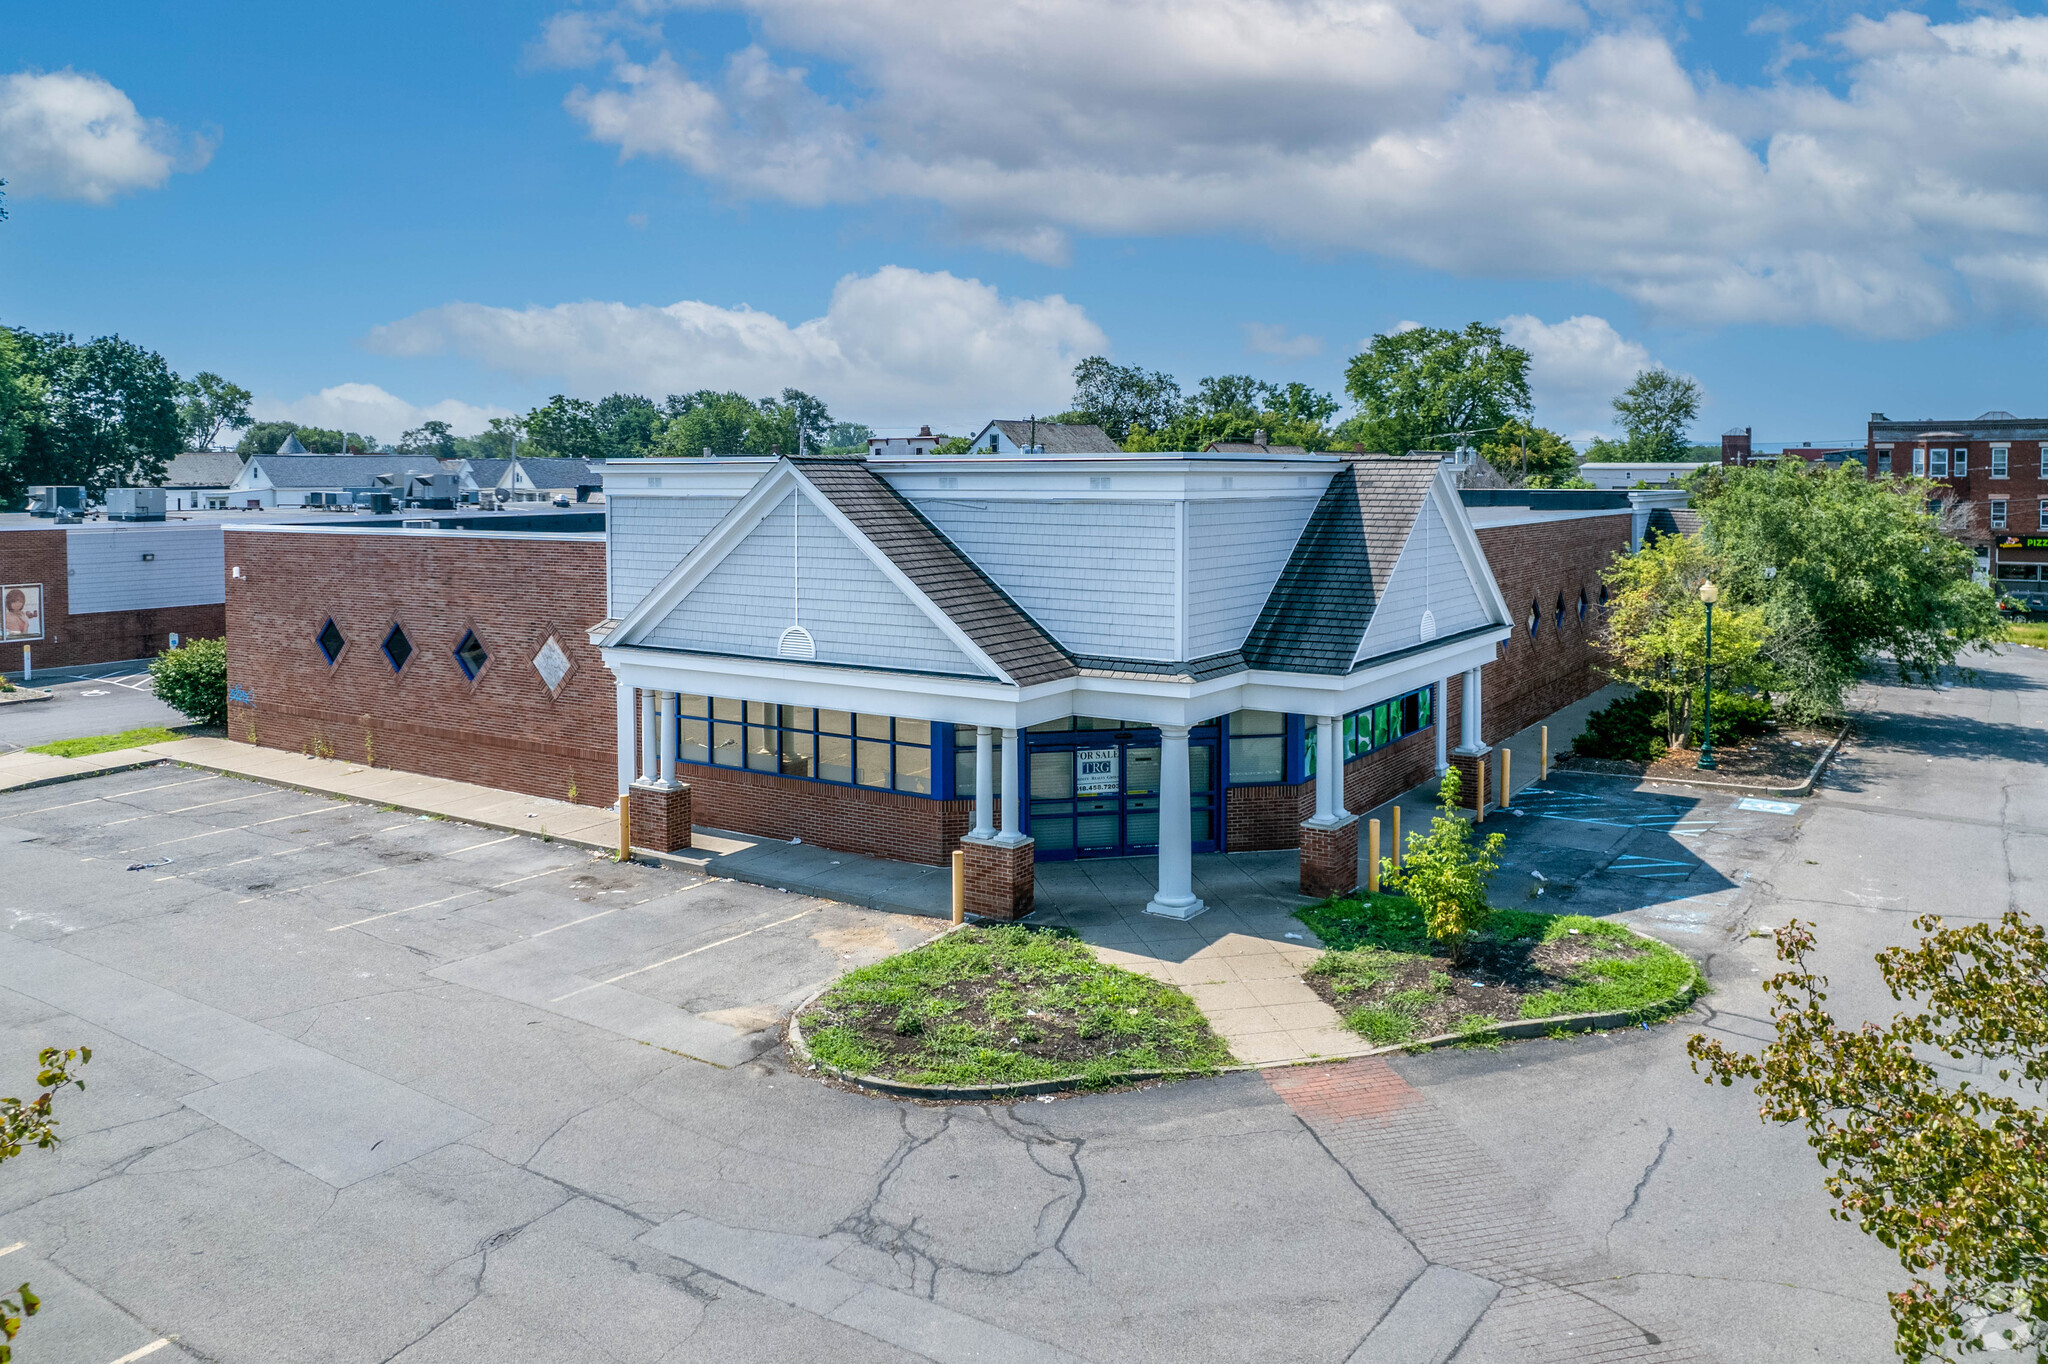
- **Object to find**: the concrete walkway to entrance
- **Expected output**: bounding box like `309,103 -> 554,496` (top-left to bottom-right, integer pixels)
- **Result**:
0,687 -> 1624,1069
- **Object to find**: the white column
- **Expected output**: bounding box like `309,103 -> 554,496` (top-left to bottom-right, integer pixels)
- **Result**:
639,690 -> 658,782
1456,667 -> 1486,753
1144,724 -> 1206,920
1434,678 -> 1450,773
970,725 -> 995,840
658,692 -> 677,787
997,728 -> 1025,844
616,683 -> 637,796
1307,715 -> 1346,826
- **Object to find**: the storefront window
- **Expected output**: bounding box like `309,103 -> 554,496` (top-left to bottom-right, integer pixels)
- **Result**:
1341,686 -> 1434,761
1227,710 -> 1286,784
678,698 -> 935,795
951,727 -> 1004,797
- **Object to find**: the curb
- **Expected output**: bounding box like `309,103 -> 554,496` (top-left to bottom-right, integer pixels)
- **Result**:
0,688 -> 55,707
786,926 -> 1707,1102
1552,720 -> 1850,799
0,754 -> 174,793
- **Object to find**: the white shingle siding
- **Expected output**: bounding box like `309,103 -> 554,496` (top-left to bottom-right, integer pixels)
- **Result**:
1353,498 -> 1490,663
1184,495 -> 1322,658
607,495 -> 738,617
64,526 -> 225,613
643,495 -> 989,677
910,499 -> 1180,660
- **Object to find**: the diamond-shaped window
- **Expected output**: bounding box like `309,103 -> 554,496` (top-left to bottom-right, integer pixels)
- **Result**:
532,636 -> 571,693
454,629 -> 488,680
316,619 -> 346,664
382,624 -> 413,672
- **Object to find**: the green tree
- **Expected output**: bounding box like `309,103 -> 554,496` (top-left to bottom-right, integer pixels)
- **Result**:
176,372 -> 252,451
823,421 -> 873,455
523,395 -> 604,461
1121,373 -> 1341,451
396,420 -> 458,460
656,391 -> 758,456
1067,356 -> 1183,441
752,388 -> 832,454
0,330 -> 41,507
32,335 -> 184,491
1385,769 -> 1504,964
149,636 -> 227,727
1598,531 -> 1771,748
593,393 -> 661,458
1608,368 -> 1702,461
2,1045 -> 91,1364
1696,460 -> 2003,720
235,420 -> 302,456
450,414 -> 523,462
290,426 -> 374,453
1477,419 -> 1587,487
1339,323 -> 1532,455
1690,913 -> 2048,1360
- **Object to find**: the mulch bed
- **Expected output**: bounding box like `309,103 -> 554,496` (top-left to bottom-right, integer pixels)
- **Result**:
1563,723 -> 1842,787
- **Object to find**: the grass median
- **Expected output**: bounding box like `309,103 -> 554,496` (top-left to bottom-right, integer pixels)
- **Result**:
798,923 -> 1234,1089
1297,892 -> 1699,1049
27,726 -> 182,759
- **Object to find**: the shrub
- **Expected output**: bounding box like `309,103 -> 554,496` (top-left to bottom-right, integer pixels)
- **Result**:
1687,689 -> 1773,746
148,637 -> 228,728
1384,769 -> 1504,964
1572,691 -> 1668,762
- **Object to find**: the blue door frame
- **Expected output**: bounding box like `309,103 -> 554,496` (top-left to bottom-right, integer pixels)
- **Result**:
1021,722 -> 1222,861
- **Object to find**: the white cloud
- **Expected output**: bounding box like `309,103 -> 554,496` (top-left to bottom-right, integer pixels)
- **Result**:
1500,313 -> 1654,435
249,384 -> 514,445
1243,323 -> 1324,358
365,266 -> 1107,431
0,69 -> 210,204
543,4 -> 2048,333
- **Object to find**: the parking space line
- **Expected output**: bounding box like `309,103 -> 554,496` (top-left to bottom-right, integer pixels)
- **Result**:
328,889 -> 483,931
444,834 -> 519,855
123,802 -> 351,852
240,865 -> 391,903
552,904 -> 817,1002
10,776 -> 218,816
0,1239 -> 22,1256
107,1341 -> 170,1363
101,791 -> 265,826
488,866 -> 576,890
526,880 -> 709,940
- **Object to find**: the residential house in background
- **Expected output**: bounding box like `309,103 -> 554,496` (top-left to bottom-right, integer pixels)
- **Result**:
227,454 -> 452,509
965,420 -> 1122,454
155,452 -> 247,511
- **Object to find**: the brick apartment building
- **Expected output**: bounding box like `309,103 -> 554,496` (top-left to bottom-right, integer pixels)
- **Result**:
225,454 -> 1647,918
1868,410 -> 2048,606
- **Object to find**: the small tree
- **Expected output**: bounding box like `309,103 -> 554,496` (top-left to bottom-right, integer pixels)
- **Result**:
1599,532 -> 1771,748
3,1046 -> 91,1364
1689,914 -> 2047,1359
149,636 -> 227,728
1387,769 -> 1504,964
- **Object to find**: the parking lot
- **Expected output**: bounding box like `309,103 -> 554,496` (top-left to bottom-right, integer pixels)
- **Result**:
4,646 -> 2041,1362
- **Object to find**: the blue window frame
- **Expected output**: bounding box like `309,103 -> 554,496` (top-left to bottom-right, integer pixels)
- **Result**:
1528,599 -> 1540,638
316,618 -> 345,664
675,695 -> 936,796
454,630 -> 488,680
1225,710 -> 1288,785
381,624 -> 413,672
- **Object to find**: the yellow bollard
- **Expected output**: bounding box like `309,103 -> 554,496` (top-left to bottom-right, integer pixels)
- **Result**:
1475,759 -> 1486,822
951,849 -> 965,925
1501,747 -> 1512,810
1541,726 -> 1549,780
1391,804 -> 1402,869
1367,819 -> 1380,894
617,792 -> 630,862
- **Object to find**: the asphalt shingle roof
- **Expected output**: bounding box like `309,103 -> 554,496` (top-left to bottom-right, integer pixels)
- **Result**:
514,457 -> 602,488
159,452 -> 246,487
1241,454 -> 1443,675
243,455 -> 453,489
794,458 -> 1076,687
984,420 -> 1122,454
1645,507 -> 1703,539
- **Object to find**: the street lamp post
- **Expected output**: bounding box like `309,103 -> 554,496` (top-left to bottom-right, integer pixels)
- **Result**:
1697,579 -> 1719,770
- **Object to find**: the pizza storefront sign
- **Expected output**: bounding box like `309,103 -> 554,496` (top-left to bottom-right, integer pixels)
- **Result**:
1997,535 -> 2048,553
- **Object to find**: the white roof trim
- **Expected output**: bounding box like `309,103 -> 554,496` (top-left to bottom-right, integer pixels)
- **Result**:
605,460 -> 1017,684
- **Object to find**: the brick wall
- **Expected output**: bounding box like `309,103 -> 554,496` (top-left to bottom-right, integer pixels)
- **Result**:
1223,726 -> 1437,852
224,529 -> 618,809
676,760 -> 967,866
1,528 -> 224,673
1472,515 -> 1631,746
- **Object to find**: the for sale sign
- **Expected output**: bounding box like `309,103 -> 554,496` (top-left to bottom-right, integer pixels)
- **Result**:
1075,747 -> 1120,795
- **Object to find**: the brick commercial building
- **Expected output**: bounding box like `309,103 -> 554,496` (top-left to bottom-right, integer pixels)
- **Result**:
226,451 -> 1645,920
1867,411 -> 2048,608
1,522 -> 227,675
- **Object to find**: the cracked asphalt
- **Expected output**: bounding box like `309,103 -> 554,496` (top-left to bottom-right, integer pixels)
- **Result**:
0,643 -> 2039,1363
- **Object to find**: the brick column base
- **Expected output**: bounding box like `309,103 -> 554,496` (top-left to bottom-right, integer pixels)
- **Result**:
1299,815 -> 1360,899
629,781 -> 693,853
1450,751 -> 1491,815
962,836 -> 1035,921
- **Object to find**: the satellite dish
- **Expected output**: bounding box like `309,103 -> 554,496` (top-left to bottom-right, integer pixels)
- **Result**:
778,624 -> 816,659
1419,609 -> 1437,642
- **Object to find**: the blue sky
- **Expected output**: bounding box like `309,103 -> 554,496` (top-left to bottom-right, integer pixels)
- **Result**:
4,0 -> 2046,447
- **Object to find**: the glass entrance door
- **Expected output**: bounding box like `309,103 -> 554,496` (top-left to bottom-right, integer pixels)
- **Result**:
1023,721 -> 1219,860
